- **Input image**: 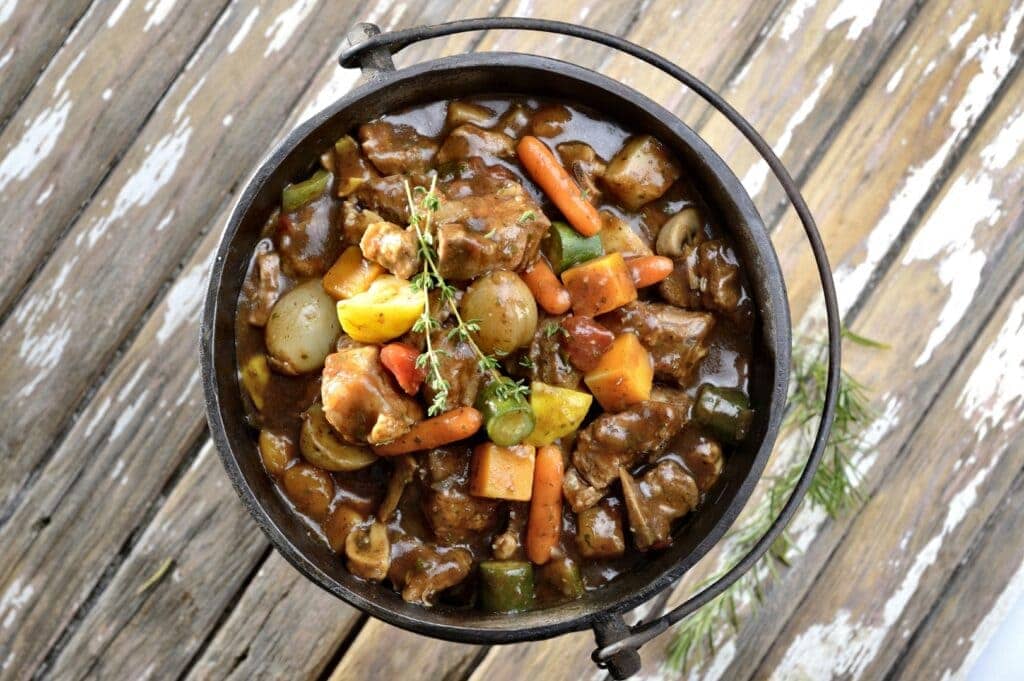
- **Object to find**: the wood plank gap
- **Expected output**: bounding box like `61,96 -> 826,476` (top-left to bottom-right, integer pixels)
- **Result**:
0,0 -> 98,136
27,428 -> 213,678
313,614 -> 372,681
453,647 -> 495,681
882,457 -> 1024,681
845,56 -> 1024,322
0,0 -> 236,330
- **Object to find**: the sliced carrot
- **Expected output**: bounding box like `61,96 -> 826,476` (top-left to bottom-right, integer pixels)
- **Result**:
626,255 -> 674,288
373,406 -> 483,456
380,343 -> 425,395
517,136 -> 602,237
526,444 -> 564,565
521,258 -> 572,315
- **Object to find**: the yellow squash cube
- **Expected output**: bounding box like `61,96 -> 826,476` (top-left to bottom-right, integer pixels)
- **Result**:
525,382 -> 593,446
336,275 -> 423,343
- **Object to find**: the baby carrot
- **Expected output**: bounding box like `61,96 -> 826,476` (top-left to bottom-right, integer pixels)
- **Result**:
526,444 -> 564,565
521,258 -> 572,315
517,136 -> 602,237
626,255 -> 674,288
373,406 -> 483,456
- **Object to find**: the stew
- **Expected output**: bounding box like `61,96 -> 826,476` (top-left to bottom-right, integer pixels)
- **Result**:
235,95 -> 755,612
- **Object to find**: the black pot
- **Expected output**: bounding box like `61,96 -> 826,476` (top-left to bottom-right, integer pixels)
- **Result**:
201,19 -> 840,679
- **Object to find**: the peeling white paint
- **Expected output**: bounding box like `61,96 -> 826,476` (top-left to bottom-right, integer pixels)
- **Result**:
951,3 -> 1024,132
109,458 -> 126,480
155,210 -> 174,231
174,75 -> 206,124
948,13 -> 977,49
886,64 -> 906,93
945,558 -> 1024,680
0,47 -> 14,71
83,396 -> 112,439
742,65 -> 834,197
957,294 -> 1024,440
143,0 -> 177,31
119,359 -> 151,401
102,88 -> 113,101
107,0 -> 131,28
157,257 -> 211,345
111,391 -> 148,440
36,183 -> 54,206
264,0 -> 316,56
778,0 -> 816,41
227,6 -> 259,54
824,0 -> 883,40
222,114 -> 233,127
295,66 -> 361,126
0,91 -> 72,192
0,578 -> 35,631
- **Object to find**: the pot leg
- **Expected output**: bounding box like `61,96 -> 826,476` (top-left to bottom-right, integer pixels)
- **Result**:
592,615 -> 642,680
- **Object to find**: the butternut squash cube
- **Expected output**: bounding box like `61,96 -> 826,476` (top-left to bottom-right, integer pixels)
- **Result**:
470,443 -> 536,501
560,252 -> 637,317
322,245 -> 384,300
584,333 -> 653,411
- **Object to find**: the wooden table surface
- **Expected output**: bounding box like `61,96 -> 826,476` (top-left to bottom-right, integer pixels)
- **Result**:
1,1 -> 1022,679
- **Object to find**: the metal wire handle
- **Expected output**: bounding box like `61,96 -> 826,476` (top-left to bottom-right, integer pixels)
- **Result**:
341,17 -> 842,679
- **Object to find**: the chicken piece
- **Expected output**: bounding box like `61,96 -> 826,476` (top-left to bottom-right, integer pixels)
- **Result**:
422,330 -> 485,409
601,135 -> 681,210
359,220 -> 420,279
359,121 -> 439,175
321,346 -> 424,445
571,400 -> 688,492
421,448 -> 499,543
562,466 -> 606,513
557,142 -> 606,205
620,460 -> 699,550
602,301 -> 715,385
575,499 -> 626,559
525,316 -> 582,389
353,174 -> 415,224
389,543 -> 473,605
341,199 -> 386,246
244,239 -> 284,327
436,124 -> 515,165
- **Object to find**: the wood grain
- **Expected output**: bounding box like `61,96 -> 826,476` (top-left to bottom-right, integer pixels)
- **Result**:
890,467 -> 1024,681
639,24 -> 1024,678
0,0 -> 359,521
0,0 -> 93,127
0,0 -> 231,317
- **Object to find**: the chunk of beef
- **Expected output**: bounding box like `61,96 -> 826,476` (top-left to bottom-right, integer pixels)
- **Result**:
562,467 -> 606,513
557,142 -> 606,205
620,460 -> 699,550
526,316 -> 582,389
421,448 -> 498,544
359,220 -> 420,279
491,503 -> 528,560
660,240 -> 753,328
353,175 -> 415,224
433,163 -> 550,280
359,121 -> 438,175
571,400 -> 688,492
668,427 -> 724,492
436,124 -> 515,165
649,385 -> 693,416
245,239 -> 284,327
389,542 -> 473,605
341,199 -> 385,245
445,101 -> 497,129
602,301 -> 715,385
575,498 -> 626,559
276,198 -> 339,277
601,135 -> 681,210
422,331 -> 485,409
321,346 -> 424,445
496,103 -> 532,138
529,104 -> 572,138
332,134 -> 379,197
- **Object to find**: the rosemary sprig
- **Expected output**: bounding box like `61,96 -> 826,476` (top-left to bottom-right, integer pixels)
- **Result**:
404,178 -> 528,415
665,328 -> 883,673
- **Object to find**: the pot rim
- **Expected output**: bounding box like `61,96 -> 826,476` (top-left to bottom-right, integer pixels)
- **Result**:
200,50 -> 791,644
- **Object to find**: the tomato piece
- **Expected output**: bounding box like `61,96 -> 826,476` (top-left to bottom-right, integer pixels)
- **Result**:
561,316 -> 615,372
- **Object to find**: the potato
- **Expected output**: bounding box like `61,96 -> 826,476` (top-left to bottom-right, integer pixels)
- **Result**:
258,429 -> 296,476
335,275 -> 423,343
240,353 -> 270,410
602,135 -> 681,210
459,271 -> 538,355
598,211 -> 653,257
525,382 -> 593,446
265,280 -> 341,374
281,463 -> 334,521
300,402 -> 379,472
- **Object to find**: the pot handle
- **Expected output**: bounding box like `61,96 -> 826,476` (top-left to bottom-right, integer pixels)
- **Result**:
341,18 -> 842,680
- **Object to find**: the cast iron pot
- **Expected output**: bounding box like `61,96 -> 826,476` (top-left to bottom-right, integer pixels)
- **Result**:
200,18 -> 841,679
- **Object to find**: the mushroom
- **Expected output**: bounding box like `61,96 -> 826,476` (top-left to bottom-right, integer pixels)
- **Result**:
345,522 -> 391,581
300,402 -> 379,472
377,455 -> 417,522
655,207 -> 701,257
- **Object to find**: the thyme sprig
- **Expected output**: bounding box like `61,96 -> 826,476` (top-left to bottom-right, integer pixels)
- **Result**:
666,328 -> 883,673
404,178 -> 528,416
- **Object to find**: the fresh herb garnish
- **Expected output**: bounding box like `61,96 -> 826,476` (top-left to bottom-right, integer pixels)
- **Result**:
543,321 -> 568,338
518,210 -> 536,224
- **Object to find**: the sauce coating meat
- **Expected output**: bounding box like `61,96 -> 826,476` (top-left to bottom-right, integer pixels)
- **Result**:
235,95 -> 755,612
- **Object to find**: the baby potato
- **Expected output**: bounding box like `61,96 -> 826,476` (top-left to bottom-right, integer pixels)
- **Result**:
459,271 -> 537,355
282,463 -> 335,521
335,275 -> 423,343
265,280 -> 341,374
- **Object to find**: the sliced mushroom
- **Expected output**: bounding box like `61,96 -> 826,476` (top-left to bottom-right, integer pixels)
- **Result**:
378,455 -> 417,522
346,522 -> 390,581
655,207 -> 701,257
300,402 -> 379,472
324,505 -> 366,553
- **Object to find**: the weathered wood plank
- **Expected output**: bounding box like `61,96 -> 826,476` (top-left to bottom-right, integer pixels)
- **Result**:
0,0 -> 93,127
326,621 -> 483,681
0,1 -> 378,676
890,470 -> 1024,681
0,0 -> 359,520
638,27 -> 1024,678
38,443 -> 268,681
183,551 -> 361,681
0,0 -> 232,317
